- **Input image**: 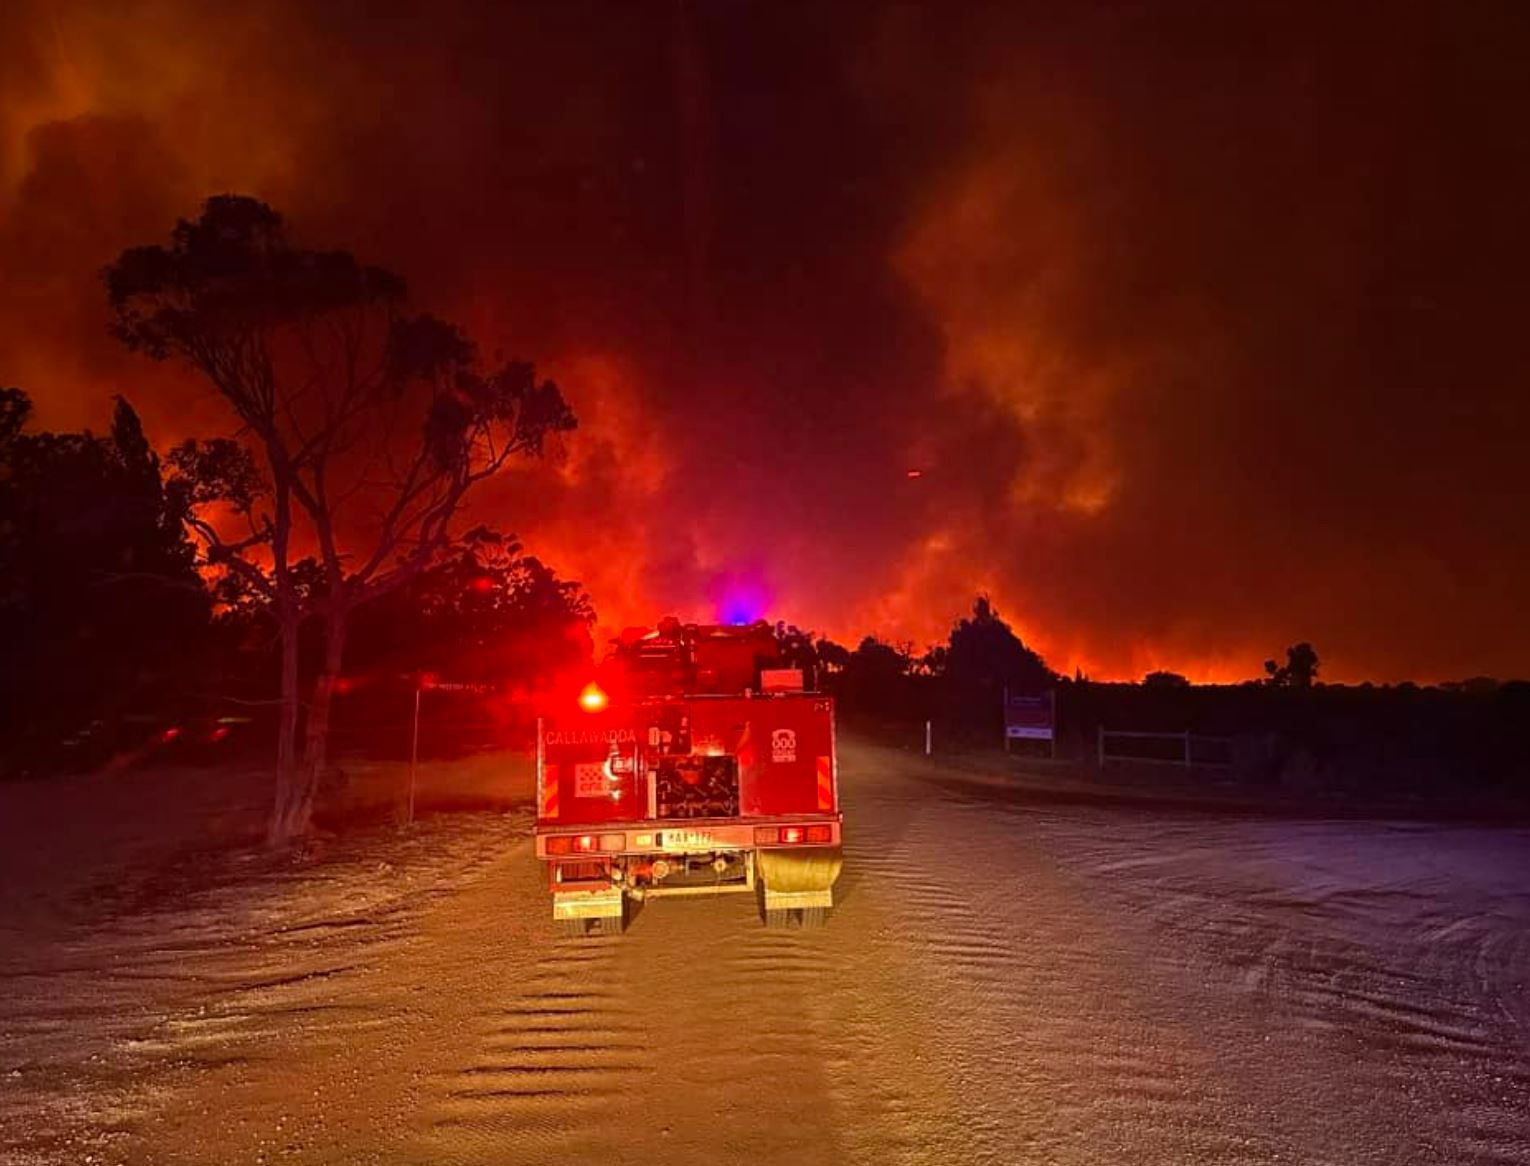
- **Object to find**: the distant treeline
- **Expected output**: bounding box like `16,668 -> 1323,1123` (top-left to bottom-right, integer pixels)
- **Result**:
797,607 -> 1529,798
787,596 -> 1053,737
0,389 -> 592,777
5,387 -> 1524,799
1062,678 -> 1530,797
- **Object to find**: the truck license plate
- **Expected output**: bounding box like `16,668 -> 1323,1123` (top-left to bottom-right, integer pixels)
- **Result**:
659,830 -> 717,850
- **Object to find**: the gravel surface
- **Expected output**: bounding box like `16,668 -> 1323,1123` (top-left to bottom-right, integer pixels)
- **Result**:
2,740 -> 1527,1164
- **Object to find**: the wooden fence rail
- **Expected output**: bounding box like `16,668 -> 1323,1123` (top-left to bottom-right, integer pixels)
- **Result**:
1097,726 -> 1234,769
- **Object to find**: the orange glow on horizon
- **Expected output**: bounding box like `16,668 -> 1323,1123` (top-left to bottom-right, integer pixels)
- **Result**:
6,6 -> 1522,688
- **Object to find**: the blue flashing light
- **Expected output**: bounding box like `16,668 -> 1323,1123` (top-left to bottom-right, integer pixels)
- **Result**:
712,575 -> 770,627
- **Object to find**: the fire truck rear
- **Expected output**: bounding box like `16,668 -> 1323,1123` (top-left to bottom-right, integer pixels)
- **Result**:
534,620 -> 843,935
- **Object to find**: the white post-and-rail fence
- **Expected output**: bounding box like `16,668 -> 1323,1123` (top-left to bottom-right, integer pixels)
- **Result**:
1096,726 -> 1234,769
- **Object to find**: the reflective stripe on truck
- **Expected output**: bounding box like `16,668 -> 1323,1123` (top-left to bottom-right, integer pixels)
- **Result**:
539,764 -> 560,818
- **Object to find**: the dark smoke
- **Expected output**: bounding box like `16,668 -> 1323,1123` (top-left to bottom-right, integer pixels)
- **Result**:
2,1 -> 1527,681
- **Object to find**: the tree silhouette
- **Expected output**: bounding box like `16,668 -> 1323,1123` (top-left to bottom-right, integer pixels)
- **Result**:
344,526 -> 594,688
939,596 -> 1054,735
915,644 -> 946,678
0,385 -> 30,446
104,196 -> 575,842
771,622 -> 821,684
1143,670 -> 1191,688
848,636 -> 914,682
945,596 -> 1052,692
1264,642 -> 1320,688
0,388 -> 209,765
836,636 -> 918,718
814,637 -> 852,675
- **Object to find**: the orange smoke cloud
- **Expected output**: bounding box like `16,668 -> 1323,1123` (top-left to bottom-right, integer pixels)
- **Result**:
0,1 -> 324,437
473,353 -> 679,641
4,3 -> 1528,683
857,6 -> 1530,682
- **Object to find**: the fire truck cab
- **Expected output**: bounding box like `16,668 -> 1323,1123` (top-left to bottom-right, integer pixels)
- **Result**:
534,619 -> 843,935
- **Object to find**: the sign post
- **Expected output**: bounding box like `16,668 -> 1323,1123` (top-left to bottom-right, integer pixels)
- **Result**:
408,683 -> 422,826
407,674 -> 492,826
1003,688 -> 1055,758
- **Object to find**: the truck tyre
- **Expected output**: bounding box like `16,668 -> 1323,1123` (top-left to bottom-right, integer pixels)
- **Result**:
758,879 -> 787,928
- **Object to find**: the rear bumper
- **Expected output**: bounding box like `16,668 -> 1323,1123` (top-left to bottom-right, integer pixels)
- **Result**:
534,815 -> 841,860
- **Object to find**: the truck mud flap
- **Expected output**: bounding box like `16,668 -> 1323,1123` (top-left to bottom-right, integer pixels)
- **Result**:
552,887 -> 624,934
757,845 -> 842,918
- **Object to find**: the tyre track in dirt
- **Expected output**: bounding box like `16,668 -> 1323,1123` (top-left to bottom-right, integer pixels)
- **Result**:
10,740 -> 1530,1164
422,933 -> 654,1157
0,813 -> 531,1164
838,752 -> 1276,1165
415,887 -> 850,1164
921,751 -> 1530,1165
414,748 -> 992,1166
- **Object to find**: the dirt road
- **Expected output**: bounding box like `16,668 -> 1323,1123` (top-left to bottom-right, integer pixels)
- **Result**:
3,740 -> 1528,1164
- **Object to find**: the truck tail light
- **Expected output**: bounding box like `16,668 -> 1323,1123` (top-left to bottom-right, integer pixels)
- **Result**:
752,824 -> 835,846
546,833 -> 624,856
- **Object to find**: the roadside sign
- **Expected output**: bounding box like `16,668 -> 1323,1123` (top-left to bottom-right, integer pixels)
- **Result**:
1003,689 -> 1055,752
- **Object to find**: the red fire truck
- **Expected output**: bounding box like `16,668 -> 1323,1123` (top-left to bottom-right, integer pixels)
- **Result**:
534,620 -> 843,935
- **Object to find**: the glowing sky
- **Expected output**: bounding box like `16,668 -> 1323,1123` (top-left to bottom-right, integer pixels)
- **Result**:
4,1 -> 1528,682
